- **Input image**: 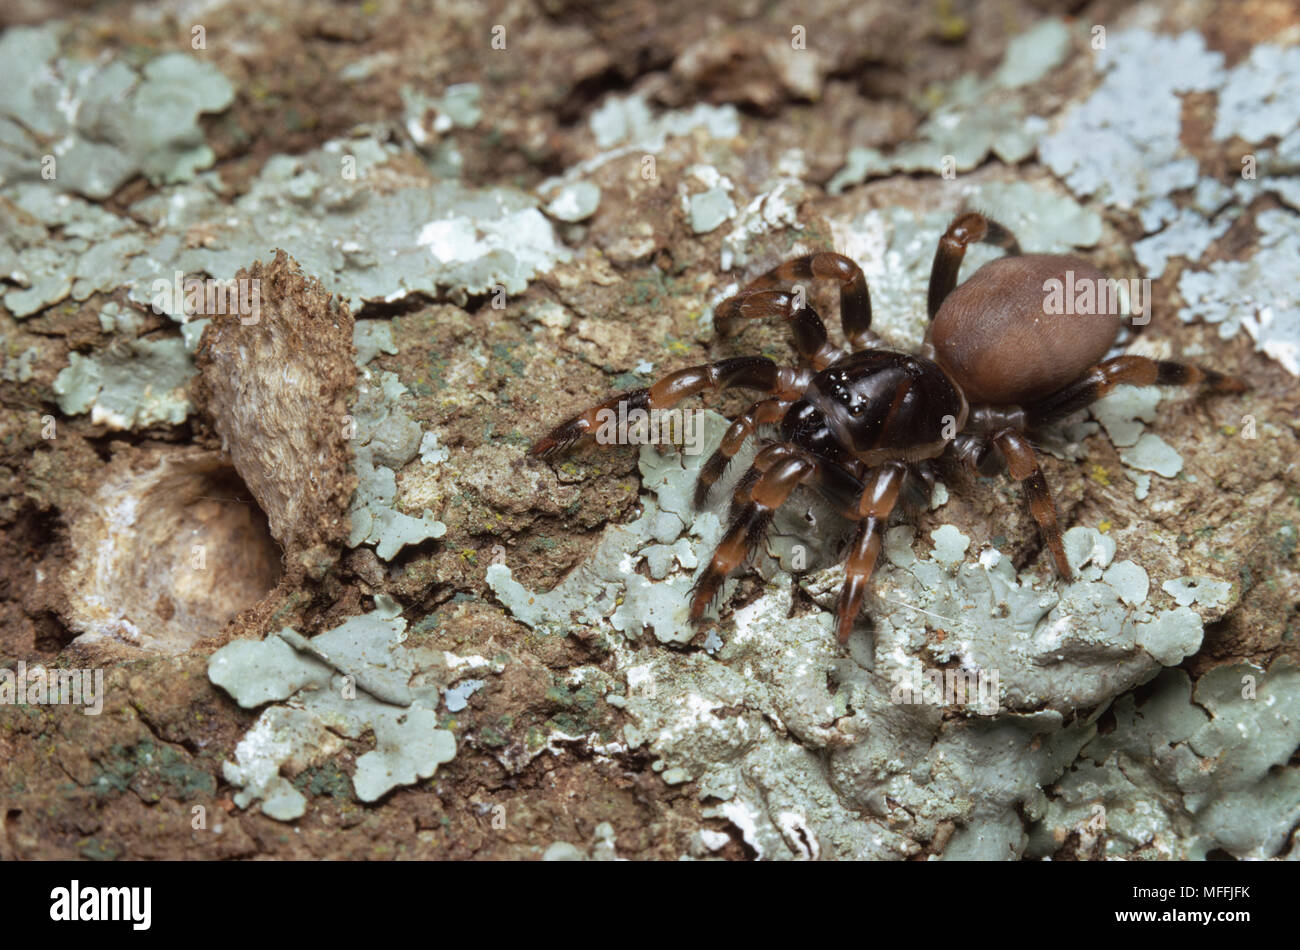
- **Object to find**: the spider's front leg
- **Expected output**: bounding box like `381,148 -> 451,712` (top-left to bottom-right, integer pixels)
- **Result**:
719,252 -> 874,350
529,356 -> 805,458
715,290 -> 847,368
699,455 -> 912,644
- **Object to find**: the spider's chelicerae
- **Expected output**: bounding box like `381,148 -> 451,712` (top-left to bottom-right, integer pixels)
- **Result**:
530,212 -> 1246,645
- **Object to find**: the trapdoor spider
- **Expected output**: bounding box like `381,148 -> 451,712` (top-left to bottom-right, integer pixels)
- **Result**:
530,212 -> 1245,645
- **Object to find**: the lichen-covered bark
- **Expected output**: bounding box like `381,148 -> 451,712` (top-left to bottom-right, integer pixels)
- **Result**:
1,0 -> 1297,860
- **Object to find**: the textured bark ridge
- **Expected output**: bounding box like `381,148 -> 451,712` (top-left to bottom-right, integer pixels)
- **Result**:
193,250 -> 358,577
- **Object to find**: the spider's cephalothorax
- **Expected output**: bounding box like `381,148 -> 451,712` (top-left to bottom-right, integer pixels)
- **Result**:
791,350 -> 967,464
529,212 -> 1246,646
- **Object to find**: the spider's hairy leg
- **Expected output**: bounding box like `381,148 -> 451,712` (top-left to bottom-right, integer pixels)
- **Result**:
727,465 -> 763,522
529,356 -> 804,458
727,449 -> 865,523
690,444 -> 815,622
928,211 -> 1022,319
993,429 -> 1072,581
694,398 -> 791,508
714,290 -> 846,368
729,252 -> 874,349
835,462 -> 905,644
1024,355 -> 1249,428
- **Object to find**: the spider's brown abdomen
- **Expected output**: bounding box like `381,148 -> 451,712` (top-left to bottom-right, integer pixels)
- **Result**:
929,254 -> 1123,405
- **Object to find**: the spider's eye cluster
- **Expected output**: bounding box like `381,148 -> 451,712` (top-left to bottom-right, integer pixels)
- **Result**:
826,372 -> 865,415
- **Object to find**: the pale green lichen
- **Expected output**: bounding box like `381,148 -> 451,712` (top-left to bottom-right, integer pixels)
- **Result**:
689,188 -> 736,235
544,182 -> 601,223
208,635 -> 332,709
719,176 -> 805,272
348,370 -> 447,560
208,597 -> 461,817
401,82 -> 482,174
1177,210 -> 1300,376
1039,28 -> 1300,376
827,19 -> 1071,195
1102,560 -> 1150,607
1162,576 -> 1233,609
537,94 -> 740,210
0,185 -> 150,318
929,524 -> 970,566
1120,433 -> 1184,479
1133,607 -> 1203,667
588,94 -> 739,152
0,25 -> 234,199
352,705 -> 455,803
1089,365 -> 1189,495
991,18 -> 1073,89
1212,44 -> 1300,143
444,679 -> 485,712
1028,661 -> 1300,859
53,338 -> 196,430
1040,30 -> 1224,212
542,823 -> 619,860
125,138 -> 572,308
0,344 -> 38,383
353,320 -> 399,367
1090,385 -> 1162,448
